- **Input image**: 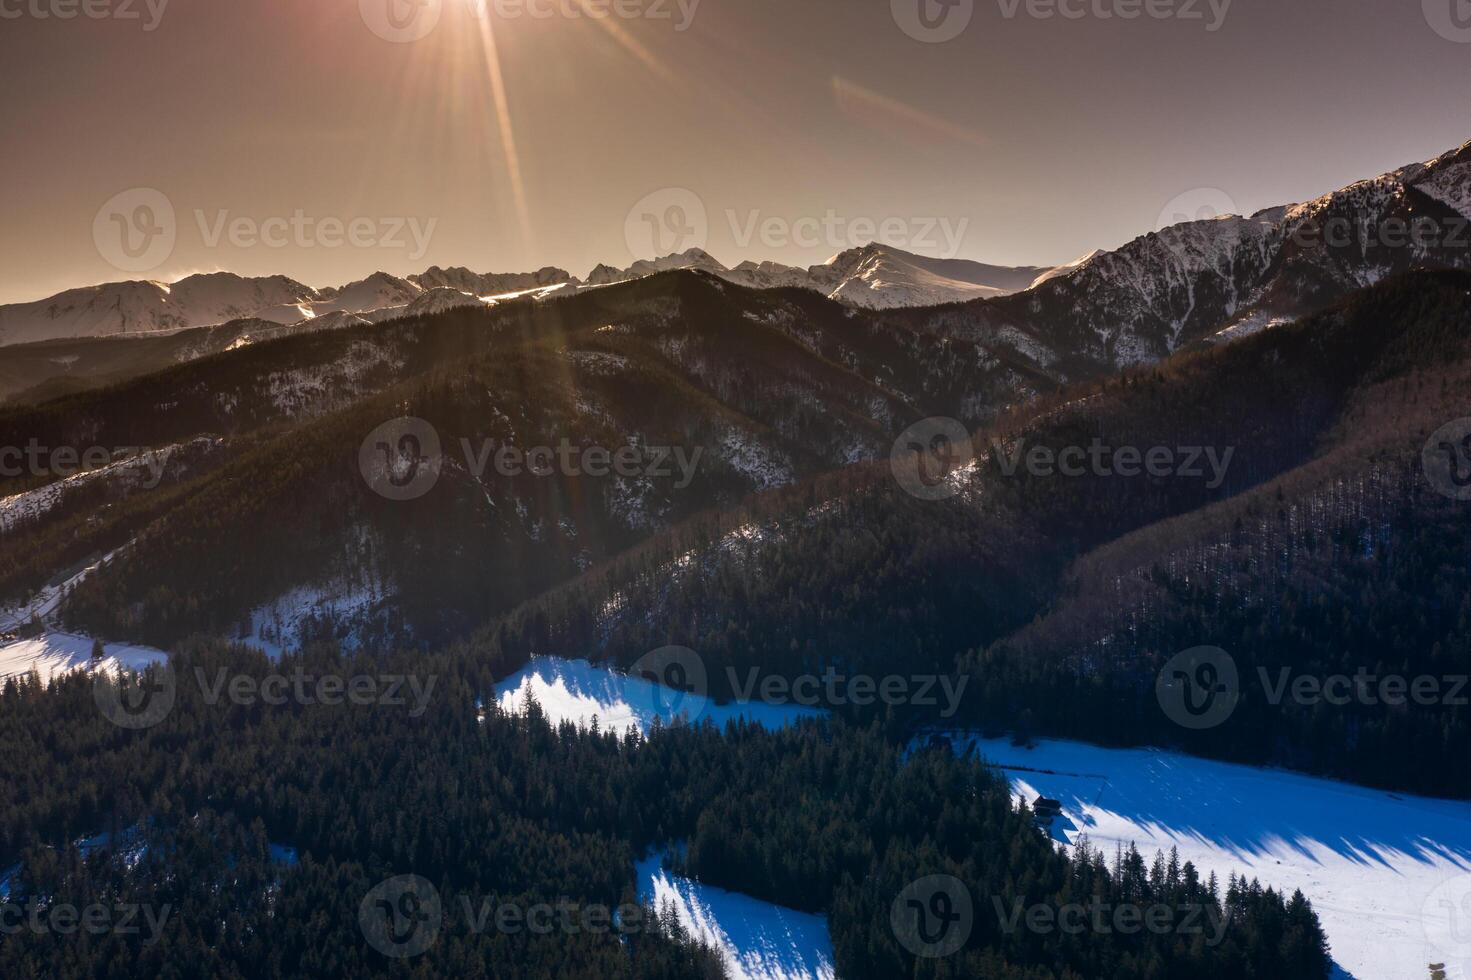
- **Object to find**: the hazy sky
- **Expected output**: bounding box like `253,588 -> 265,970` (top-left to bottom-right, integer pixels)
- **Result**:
1,0 -> 1469,304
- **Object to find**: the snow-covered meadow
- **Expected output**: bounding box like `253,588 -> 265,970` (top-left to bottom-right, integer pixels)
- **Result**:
492,658 -> 1471,978
0,632 -> 167,686
955,735 -> 1471,980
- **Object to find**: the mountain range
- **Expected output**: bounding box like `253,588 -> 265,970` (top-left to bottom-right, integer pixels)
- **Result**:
3,138 -> 1468,409
0,244 -> 1060,351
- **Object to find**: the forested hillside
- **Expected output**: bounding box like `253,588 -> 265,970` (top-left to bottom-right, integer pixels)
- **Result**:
478,270 -> 1471,796
0,271 -> 1087,649
0,636 -> 1330,978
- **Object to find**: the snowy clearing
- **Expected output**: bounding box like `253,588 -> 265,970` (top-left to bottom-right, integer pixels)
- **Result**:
0,632 -> 167,686
638,856 -> 836,980
494,657 -> 827,735
951,735 -> 1471,980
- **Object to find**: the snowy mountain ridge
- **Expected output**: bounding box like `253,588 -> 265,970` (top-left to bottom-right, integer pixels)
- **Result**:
0,243 -> 1051,348
962,138 -> 1471,367
5,138 -> 1470,352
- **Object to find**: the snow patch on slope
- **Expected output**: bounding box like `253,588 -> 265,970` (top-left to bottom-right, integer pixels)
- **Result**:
638,856 -> 837,980
243,578 -> 391,659
494,656 -> 827,735
0,439 -> 211,535
719,429 -> 795,490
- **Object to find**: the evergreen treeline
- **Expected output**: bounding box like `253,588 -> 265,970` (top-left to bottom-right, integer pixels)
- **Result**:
0,635 -> 1329,978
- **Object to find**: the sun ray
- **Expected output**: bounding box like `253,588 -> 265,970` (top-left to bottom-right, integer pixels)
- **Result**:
831,76 -> 988,150
567,0 -> 677,85
474,15 -> 535,250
